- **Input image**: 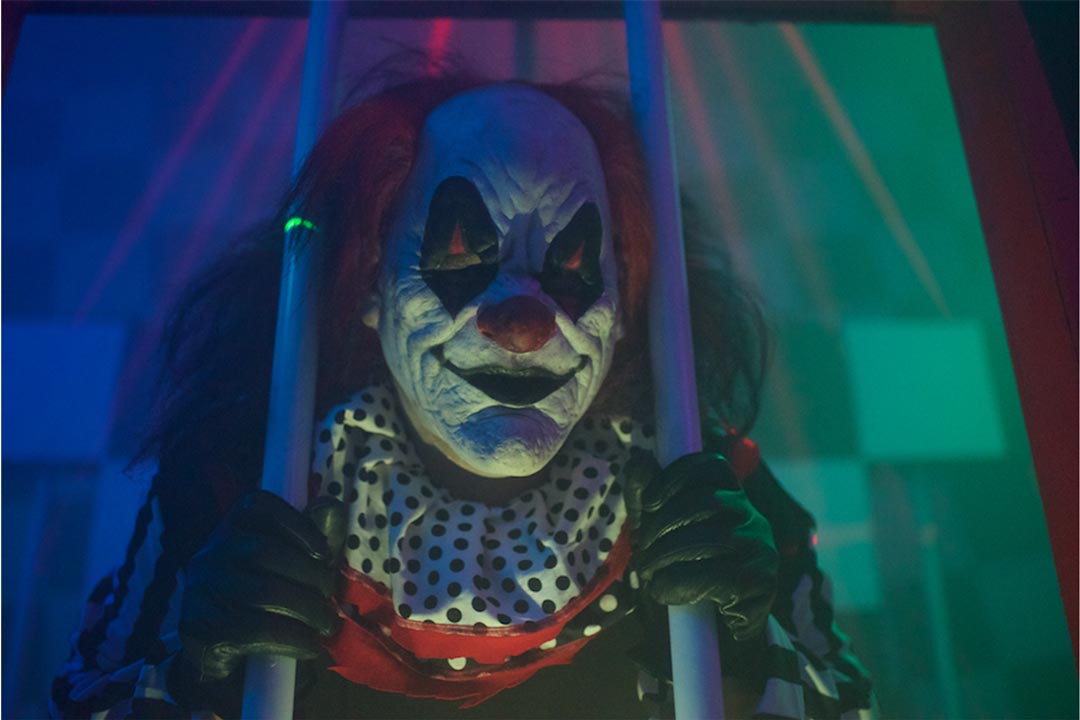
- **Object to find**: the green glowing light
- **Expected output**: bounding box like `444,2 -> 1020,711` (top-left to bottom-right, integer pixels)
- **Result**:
284,217 -> 317,233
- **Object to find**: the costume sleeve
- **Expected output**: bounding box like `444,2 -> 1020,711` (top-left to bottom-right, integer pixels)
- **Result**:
635,446 -> 875,720
745,460 -> 875,719
50,484 -> 194,719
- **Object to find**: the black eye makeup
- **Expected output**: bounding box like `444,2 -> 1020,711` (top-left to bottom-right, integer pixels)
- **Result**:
538,202 -> 604,321
420,176 -> 499,316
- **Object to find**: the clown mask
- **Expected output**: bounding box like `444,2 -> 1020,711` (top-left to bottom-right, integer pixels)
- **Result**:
369,84 -> 622,478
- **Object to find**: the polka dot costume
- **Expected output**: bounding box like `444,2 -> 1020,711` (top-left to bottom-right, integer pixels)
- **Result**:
311,385 -> 655,634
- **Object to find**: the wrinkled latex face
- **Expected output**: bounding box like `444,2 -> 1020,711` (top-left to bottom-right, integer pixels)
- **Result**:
372,85 -> 621,478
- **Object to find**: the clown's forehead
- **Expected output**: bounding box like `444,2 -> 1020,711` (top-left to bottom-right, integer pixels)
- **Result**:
415,85 -> 606,229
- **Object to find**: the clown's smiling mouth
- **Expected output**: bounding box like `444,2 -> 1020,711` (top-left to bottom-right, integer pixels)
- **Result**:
432,345 -> 587,407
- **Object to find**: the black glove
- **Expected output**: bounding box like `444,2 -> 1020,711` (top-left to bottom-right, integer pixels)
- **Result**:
625,451 -> 778,642
178,490 -> 347,682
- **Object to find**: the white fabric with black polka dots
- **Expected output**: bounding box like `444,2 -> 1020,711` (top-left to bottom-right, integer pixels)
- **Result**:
311,384 -> 655,629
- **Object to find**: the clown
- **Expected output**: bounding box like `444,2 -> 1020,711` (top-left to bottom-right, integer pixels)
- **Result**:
53,76 -> 873,719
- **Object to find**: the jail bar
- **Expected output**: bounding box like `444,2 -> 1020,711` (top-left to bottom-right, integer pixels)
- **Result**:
624,2 -> 726,718
241,2 -> 346,718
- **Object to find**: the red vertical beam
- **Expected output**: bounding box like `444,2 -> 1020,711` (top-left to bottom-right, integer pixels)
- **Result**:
936,1 -> 1078,663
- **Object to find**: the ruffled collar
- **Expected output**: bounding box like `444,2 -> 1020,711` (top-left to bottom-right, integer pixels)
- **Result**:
310,383 -> 655,629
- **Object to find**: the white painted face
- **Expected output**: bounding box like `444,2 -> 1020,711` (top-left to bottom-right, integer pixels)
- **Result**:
370,85 -> 621,478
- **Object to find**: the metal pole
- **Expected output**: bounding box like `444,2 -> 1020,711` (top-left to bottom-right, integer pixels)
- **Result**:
241,2 -> 346,718
624,2 -> 725,718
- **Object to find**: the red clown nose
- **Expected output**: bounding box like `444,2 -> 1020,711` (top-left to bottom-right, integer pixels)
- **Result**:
477,295 -> 556,353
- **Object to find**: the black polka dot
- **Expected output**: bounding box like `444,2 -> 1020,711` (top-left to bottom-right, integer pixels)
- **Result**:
588,527 -> 599,540
404,580 -> 417,595
421,486 -> 434,498
454,538 -> 468,551
556,576 -> 571,591
346,488 -> 359,503
501,509 -> 516,522
407,559 -> 421,573
575,530 -> 584,542
599,538 -> 613,552
328,481 -> 342,496
508,528 -> 522,540
375,514 -> 388,529
472,597 -> 487,612
347,535 -> 360,550
555,477 -> 572,491
405,496 -> 419,509
576,572 -> 587,585
447,582 -> 462,597
319,429 -> 332,443
513,544 -> 528,555
582,549 -> 591,564
380,439 -> 393,452
374,414 -> 386,428
424,595 -> 437,610
551,502 -> 564,515
518,559 -> 533,571
397,472 -> 411,485
584,467 -> 598,479
447,608 -> 462,622
528,578 -> 543,592
462,504 -> 476,516
432,524 -> 446,537
382,490 -> 394,504
541,599 -> 556,613
554,531 -> 569,544
527,521 -> 538,533
564,508 -> 579,522
544,554 -> 558,569
492,556 -> 506,571
361,558 -> 373,573
429,547 -> 442,560
390,512 -> 403,526
399,603 -> 412,618
567,552 -> 576,567
483,538 -> 501,550
354,408 -> 368,422
497,614 -> 511,625
458,522 -> 473,532
474,575 -> 491,590
598,504 -> 611,517
619,420 -> 632,433
450,558 -> 464,572
408,536 -> 422,550
428,570 -> 440,585
573,488 -> 590,500
501,578 -> 515,593
514,599 -> 529,613
369,537 -> 381,551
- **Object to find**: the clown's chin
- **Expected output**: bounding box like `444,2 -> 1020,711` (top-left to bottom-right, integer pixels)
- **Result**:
450,407 -> 563,478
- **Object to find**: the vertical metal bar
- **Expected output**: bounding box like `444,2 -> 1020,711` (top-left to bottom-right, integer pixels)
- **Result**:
624,2 -> 725,718
241,2 -> 345,718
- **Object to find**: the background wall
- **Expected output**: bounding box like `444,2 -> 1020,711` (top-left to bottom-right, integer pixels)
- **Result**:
3,10 -> 1076,718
